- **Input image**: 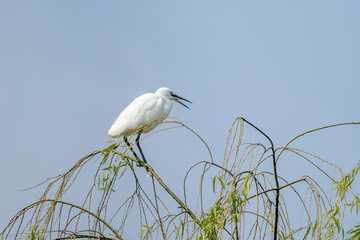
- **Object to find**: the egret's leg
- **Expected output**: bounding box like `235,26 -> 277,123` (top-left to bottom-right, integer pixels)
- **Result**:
135,131 -> 147,164
124,137 -> 140,161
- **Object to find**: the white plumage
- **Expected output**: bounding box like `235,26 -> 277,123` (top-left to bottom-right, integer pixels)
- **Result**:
108,88 -> 173,138
108,87 -> 191,164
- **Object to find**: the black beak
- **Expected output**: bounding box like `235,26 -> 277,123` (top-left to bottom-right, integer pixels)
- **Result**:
171,93 -> 192,109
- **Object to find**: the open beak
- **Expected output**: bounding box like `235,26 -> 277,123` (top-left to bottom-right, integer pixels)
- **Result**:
171,93 -> 192,109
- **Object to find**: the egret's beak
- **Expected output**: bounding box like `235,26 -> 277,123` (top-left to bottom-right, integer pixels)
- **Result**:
171,93 -> 192,109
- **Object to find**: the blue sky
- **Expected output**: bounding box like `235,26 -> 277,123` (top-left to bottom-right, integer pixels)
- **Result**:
1,1 -> 359,237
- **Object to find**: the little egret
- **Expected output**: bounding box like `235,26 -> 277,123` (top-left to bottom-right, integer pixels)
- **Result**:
108,87 -> 191,164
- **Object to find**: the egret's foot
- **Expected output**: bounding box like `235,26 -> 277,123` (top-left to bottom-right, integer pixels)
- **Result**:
136,161 -> 148,172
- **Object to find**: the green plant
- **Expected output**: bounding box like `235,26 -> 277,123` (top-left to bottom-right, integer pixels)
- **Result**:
1,117 -> 359,239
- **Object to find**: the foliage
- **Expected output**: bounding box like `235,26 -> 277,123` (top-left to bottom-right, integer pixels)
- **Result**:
1,117 -> 360,239
26,226 -> 43,240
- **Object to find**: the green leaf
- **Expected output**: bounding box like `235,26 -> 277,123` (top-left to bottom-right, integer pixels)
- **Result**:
303,225 -> 311,240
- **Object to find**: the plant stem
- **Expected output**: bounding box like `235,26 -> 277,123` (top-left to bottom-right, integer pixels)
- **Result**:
241,118 -> 280,240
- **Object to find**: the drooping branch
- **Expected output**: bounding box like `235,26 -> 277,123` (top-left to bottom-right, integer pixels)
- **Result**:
240,117 -> 280,240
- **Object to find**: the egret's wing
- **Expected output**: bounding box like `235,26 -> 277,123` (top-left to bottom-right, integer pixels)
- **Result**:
138,96 -> 172,133
131,94 -> 160,123
108,93 -> 160,137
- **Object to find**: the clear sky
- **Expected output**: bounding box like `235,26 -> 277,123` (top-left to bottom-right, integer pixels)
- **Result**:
1,0 -> 359,236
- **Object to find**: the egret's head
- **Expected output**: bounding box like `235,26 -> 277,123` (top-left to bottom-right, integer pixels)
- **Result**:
156,87 -> 192,109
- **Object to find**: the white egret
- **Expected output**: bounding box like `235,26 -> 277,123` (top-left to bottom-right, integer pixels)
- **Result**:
108,87 -> 192,164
